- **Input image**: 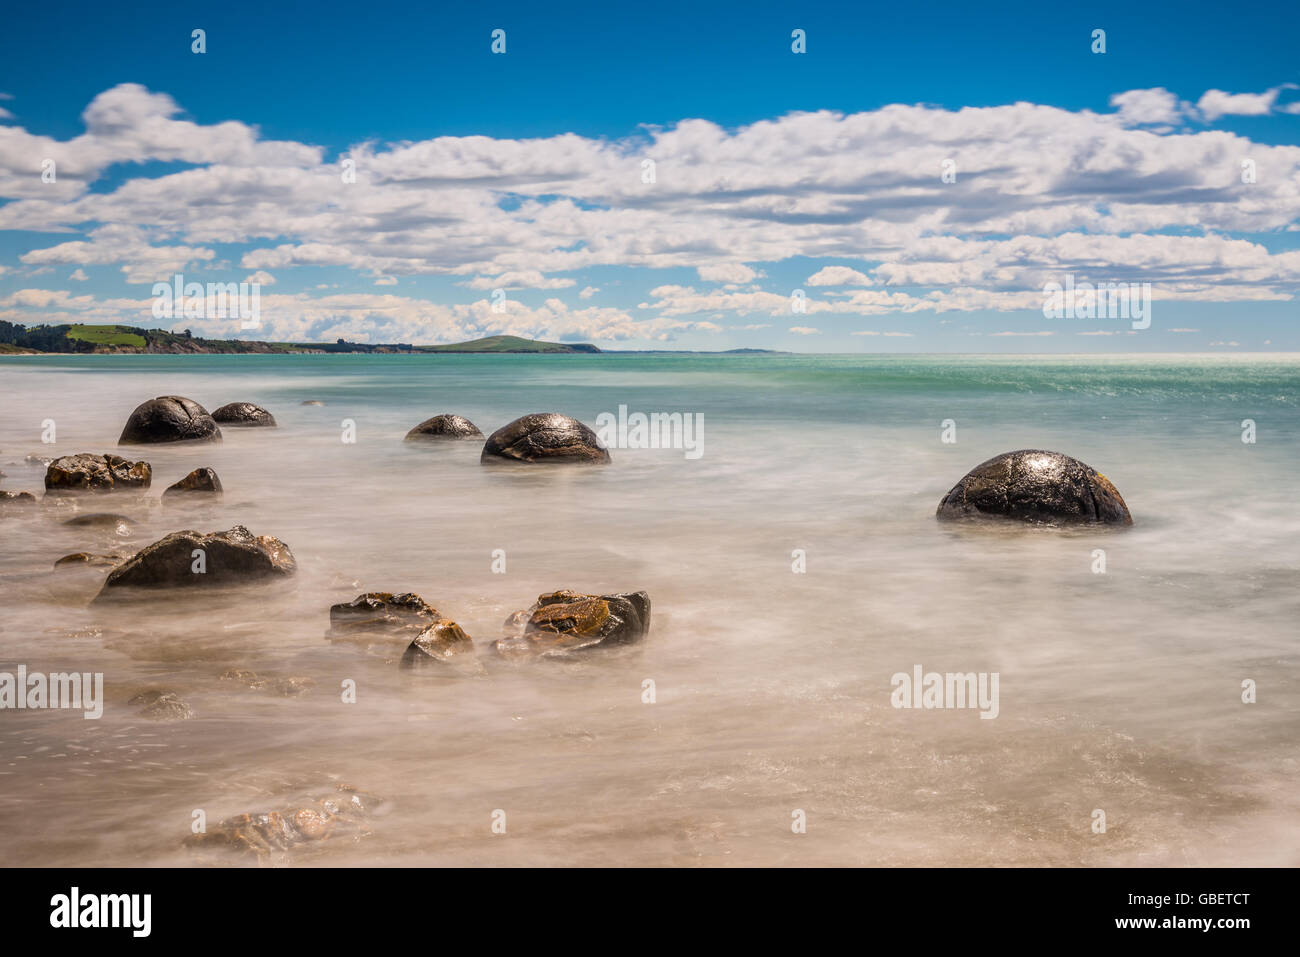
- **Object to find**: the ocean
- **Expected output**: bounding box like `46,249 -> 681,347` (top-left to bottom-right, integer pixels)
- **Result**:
0,352 -> 1297,865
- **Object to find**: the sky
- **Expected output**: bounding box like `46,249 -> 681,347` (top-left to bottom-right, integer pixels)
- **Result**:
1,0 -> 1299,352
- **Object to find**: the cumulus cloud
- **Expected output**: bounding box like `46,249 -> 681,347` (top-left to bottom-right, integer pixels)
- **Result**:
789,326 -> 820,335
3,82 -> 1300,341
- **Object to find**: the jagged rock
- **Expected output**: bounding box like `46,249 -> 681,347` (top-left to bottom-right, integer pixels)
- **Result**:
162,467 -> 223,500
183,786 -> 377,858
118,396 -> 222,445
212,402 -> 277,427
327,591 -> 439,639
935,449 -> 1133,526
400,619 -> 482,672
129,689 -> 195,720
95,525 -> 295,598
495,589 -> 651,659
0,490 -> 37,506
405,414 -> 482,441
63,513 -> 135,536
481,413 -> 611,465
45,453 -> 152,494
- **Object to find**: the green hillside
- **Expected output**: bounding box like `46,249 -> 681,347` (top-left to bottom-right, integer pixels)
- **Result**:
419,335 -> 599,354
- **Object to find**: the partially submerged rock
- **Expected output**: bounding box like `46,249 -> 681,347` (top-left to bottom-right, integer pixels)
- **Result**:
481,413 -> 610,465
162,467 -> 223,500
495,589 -> 651,659
54,551 -> 129,569
45,453 -> 151,494
405,414 -> 483,441
935,449 -> 1133,526
400,619 -> 481,672
119,396 -> 222,445
183,786 -> 377,858
0,490 -> 37,506
211,402 -> 277,427
63,513 -> 135,536
327,591 -> 439,640
129,689 -> 195,720
219,669 -> 315,696
95,525 -> 295,598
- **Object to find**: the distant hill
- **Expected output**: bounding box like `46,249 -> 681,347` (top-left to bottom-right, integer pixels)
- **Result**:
0,323 -> 601,355
419,335 -> 600,354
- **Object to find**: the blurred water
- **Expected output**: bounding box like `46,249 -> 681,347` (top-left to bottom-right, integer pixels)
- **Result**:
0,352 -> 1296,866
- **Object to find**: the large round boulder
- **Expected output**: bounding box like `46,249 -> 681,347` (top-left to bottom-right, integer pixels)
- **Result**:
494,589 -> 651,659
480,413 -> 610,465
95,525 -> 295,599
45,453 -> 152,494
936,450 -> 1132,525
119,396 -> 222,445
212,402 -> 277,427
404,414 -> 482,442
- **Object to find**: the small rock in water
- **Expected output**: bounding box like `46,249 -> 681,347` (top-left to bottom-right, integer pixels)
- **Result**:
161,467 -> 223,500
119,396 -> 222,445
495,589 -> 651,659
211,402 -> 277,427
63,513 -> 135,536
300,400 -> 325,406
23,454 -> 53,467
327,591 -> 439,639
935,449 -> 1133,526
95,525 -> 295,599
480,413 -> 611,465
45,453 -> 152,494
219,669 -> 316,696
404,414 -> 483,441
400,619 -> 482,673
0,490 -> 38,507
129,689 -> 195,720
54,551 -> 129,569
183,785 -> 378,858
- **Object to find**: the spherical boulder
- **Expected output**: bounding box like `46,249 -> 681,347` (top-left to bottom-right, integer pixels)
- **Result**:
935,449 -> 1132,526
119,396 -> 222,445
480,413 -> 610,465
404,414 -> 482,442
212,402 -> 277,427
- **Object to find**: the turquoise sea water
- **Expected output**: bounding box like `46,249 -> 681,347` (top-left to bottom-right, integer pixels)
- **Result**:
0,353 -> 1297,865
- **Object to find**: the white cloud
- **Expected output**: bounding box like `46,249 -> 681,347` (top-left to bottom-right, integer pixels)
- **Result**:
68,268 -> 88,281
697,263 -> 759,284
1197,85 -> 1297,121
244,270 -> 275,285
1109,88 -> 1184,127
579,285 -> 599,299
789,326 -> 820,335
806,266 -> 874,287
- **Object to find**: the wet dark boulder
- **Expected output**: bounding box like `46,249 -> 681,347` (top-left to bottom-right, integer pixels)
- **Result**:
480,413 -> 610,465
0,490 -> 38,507
119,396 -> 222,445
327,591 -> 439,640
162,467 -> 223,500
935,450 -> 1133,526
95,525 -> 295,599
494,589 -> 651,659
45,453 -> 152,494
212,402 -> 277,427
400,619 -> 482,673
404,414 -> 482,442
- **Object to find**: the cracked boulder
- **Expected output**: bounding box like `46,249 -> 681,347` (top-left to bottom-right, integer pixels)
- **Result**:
480,413 -> 610,465
935,450 -> 1132,526
119,396 -> 222,444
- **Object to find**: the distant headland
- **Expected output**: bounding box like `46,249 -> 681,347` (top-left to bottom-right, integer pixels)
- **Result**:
0,323 -> 783,356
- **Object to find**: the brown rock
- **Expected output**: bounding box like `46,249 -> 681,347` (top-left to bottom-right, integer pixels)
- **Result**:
45,453 -> 151,494
495,589 -> 651,659
405,414 -> 483,441
212,402 -> 277,427
95,525 -> 295,599
162,467 -> 223,500
327,591 -> 439,639
400,619 -> 482,672
481,413 -> 610,465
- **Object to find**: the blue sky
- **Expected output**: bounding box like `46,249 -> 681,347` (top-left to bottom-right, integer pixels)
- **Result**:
2,0 -> 1299,351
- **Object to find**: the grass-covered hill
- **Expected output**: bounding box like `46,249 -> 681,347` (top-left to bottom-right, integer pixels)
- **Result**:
0,323 -> 601,355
